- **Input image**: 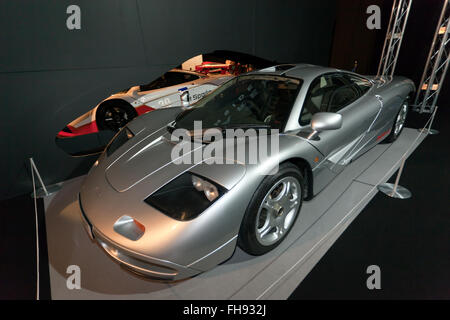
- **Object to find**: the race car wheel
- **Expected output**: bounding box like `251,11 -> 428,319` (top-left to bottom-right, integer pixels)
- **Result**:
96,100 -> 137,132
385,99 -> 408,143
238,163 -> 304,255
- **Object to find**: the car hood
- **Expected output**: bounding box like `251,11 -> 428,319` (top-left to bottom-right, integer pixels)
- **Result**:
105,130 -> 256,194
105,132 -> 201,193
98,107 -> 276,197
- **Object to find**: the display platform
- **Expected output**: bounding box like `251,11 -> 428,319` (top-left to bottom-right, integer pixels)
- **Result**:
42,128 -> 426,299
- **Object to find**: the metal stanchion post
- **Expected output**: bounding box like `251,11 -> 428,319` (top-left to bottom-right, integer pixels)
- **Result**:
378,105 -> 437,199
418,106 -> 439,135
377,155 -> 412,199
30,159 -> 40,300
29,157 -> 60,198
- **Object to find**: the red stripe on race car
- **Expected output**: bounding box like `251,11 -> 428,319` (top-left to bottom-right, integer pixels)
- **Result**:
57,105 -> 155,138
135,105 -> 155,115
57,121 -> 99,138
377,129 -> 391,141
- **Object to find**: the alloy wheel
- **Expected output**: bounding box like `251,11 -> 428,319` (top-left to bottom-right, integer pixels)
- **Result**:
394,103 -> 408,136
255,176 -> 301,246
103,106 -> 130,131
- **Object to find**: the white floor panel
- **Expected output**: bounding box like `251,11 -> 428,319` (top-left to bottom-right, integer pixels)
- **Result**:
43,128 -> 427,299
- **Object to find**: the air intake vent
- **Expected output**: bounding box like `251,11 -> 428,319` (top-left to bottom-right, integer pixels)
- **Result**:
258,64 -> 296,73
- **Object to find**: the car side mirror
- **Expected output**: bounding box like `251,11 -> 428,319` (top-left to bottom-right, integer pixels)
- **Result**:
308,112 -> 343,140
180,91 -> 190,108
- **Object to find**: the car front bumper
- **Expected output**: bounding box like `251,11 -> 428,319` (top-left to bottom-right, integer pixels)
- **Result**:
79,194 -> 202,281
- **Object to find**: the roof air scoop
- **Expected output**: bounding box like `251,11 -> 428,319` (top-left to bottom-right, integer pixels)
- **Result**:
258,64 -> 296,73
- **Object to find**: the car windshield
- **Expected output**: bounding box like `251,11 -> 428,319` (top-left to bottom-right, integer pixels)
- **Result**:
140,71 -> 192,92
174,75 -> 301,131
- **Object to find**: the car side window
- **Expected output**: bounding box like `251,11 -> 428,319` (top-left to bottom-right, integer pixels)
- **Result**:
140,75 -> 166,91
300,74 -> 349,126
327,75 -> 360,113
140,72 -> 190,91
181,73 -> 200,82
164,72 -> 193,86
346,74 -> 372,94
300,73 -> 365,125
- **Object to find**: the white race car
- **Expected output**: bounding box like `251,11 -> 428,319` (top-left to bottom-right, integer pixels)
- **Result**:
56,51 -> 275,155
58,69 -> 230,138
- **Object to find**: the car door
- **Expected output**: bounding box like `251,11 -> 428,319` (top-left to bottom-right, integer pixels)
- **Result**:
300,73 -> 368,176
338,74 -> 386,163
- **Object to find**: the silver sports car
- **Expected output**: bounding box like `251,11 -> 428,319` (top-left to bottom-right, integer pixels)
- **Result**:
79,64 -> 414,280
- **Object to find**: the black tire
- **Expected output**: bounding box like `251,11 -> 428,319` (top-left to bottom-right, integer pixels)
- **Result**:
238,163 -> 304,255
96,100 -> 137,132
384,99 -> 408,143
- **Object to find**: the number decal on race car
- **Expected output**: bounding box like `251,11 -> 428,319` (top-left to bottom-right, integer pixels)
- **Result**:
158,97 -> 171,106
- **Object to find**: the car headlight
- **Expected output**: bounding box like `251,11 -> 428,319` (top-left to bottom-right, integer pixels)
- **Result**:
106,127 -> 134,156
192,175 -> 219,202
144,173 -> 226,221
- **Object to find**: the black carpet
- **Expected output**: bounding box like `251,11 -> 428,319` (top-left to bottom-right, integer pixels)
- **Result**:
290,107 -> 450,300
0,194 -> 51,300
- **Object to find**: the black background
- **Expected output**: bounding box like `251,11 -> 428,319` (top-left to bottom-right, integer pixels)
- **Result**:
0,0 -> 336,201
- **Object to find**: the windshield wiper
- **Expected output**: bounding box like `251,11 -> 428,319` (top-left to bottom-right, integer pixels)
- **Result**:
167,108 -> 192,133
219,123 -> 272,130
168,123 -> 273,143
166,121 -> 176,134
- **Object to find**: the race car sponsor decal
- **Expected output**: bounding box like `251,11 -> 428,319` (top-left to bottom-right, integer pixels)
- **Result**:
192,90 -> 211,101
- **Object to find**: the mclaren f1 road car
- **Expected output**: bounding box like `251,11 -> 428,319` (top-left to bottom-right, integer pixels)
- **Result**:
79,64 -> 414,280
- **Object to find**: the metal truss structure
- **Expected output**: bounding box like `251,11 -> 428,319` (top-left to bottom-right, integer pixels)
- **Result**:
377,0 -> 413,78
414,0 -> 450,113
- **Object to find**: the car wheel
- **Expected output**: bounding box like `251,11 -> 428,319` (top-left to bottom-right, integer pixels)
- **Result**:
96,100 -> 137,132
385,100 -> 408,143
238,163 -> 304,255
